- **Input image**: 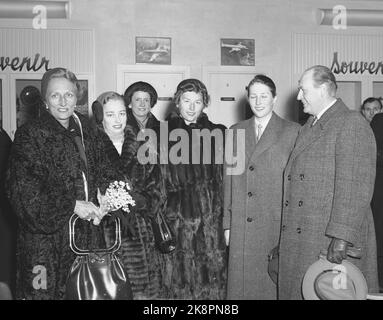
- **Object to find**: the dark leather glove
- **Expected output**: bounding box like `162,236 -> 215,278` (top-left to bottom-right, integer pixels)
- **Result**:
327,237 -> 351,264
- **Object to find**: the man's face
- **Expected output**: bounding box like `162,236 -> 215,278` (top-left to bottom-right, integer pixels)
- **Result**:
248,82 -> 276,119
297,71 -> 323,116
362,101 -> 381,122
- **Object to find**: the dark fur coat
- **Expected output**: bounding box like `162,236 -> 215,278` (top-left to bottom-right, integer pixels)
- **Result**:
160,112 -> 227,300
97,120 -> 165,300
6,110 -> 114,300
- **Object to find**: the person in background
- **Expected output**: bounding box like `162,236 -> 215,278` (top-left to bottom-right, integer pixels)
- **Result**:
123,81 -> 160,135
92,91 -> 165,299
223,74 -> 300,300
361,97 -> 382,123
161,78 -> 227,300
6,67 -> 108,300
370,112 -> 383,292
0,127 -> 15,300
278,65 -> 378,299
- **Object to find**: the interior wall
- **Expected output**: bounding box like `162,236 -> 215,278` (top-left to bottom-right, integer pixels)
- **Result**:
1,0 -> 383,122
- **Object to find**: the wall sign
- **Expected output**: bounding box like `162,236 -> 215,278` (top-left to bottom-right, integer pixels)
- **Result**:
331,51 -> 383,75
0,53 -> 50,72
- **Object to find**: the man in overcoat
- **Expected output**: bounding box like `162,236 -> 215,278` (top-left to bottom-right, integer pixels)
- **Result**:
224,74 -> 300,299
278,65 -> 379,299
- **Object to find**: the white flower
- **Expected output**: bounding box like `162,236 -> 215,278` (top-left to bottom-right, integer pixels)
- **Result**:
103,181 -> 136,214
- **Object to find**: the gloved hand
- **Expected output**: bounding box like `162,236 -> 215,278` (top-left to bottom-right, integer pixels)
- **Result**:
327,237 -> 351,264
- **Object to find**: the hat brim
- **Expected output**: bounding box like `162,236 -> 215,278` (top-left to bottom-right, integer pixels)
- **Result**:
302,258 -> 368,300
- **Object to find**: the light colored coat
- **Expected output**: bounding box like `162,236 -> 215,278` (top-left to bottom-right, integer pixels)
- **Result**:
224,112 -> 300,300
278,99 -> 379,300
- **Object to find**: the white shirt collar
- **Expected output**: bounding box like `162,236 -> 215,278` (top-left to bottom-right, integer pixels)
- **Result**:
316,99 -> 337,120
254,111 -> 273,128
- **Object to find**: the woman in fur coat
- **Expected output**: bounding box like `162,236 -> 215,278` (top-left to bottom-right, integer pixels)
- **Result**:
7,68 -> 111,300
160,79 -> 227,300
92,91 -> 165,299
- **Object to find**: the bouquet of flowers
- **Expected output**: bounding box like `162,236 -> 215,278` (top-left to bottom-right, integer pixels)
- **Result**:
94,181 -> 136,225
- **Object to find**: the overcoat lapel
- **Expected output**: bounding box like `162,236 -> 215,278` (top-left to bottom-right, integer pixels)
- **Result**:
288,99 -> 347,164
251,113 -> 281,161
245,113 -> 281,166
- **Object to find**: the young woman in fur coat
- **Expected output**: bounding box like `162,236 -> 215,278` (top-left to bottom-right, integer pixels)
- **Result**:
160,79 -> 227,300
92,91 -> 165,299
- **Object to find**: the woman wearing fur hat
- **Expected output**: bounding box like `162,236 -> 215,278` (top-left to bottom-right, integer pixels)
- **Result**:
123,81 -> 161,135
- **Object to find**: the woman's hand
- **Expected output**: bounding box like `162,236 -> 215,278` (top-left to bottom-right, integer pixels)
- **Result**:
74,200 -> 101,221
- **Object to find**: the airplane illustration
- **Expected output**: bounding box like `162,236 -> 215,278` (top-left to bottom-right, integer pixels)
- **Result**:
221,42 -> 248,53
140,44 -> 170,62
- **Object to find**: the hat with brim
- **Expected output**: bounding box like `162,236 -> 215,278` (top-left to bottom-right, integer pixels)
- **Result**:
302,255 -> 368,300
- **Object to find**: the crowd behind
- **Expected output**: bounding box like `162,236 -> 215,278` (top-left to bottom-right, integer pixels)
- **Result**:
0,65 -> 382,300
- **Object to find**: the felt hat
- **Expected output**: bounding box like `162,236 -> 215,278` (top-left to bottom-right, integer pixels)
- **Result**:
302,254 -> 368,300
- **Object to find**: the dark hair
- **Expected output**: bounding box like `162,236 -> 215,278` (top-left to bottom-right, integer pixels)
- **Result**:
92,91 -> 125,126
173,78 -> 210,107
304,65 -> 337,95
41,67 -> 80,101
246,74 -> 276,97
123,81 -> 158,108
361,97 -> 383,111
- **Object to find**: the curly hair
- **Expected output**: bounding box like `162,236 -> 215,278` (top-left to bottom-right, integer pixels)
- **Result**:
173,78 -> 210,107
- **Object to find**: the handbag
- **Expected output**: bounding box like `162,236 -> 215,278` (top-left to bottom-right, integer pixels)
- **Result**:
151,210 -> 176,254
65,214 -> 133,300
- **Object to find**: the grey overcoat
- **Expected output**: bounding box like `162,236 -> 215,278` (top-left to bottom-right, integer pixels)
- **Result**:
278,99 -> 379,300
224,112 -> 300,299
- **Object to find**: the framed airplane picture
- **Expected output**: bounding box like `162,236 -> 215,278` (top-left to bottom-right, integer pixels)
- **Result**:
136,37 -> 171,65
220,38 -> 255,66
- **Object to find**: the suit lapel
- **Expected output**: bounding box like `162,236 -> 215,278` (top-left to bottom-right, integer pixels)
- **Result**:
288,99 -> 347,163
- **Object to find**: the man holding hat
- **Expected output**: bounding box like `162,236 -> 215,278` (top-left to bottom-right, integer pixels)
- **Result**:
278,65 -> 379,299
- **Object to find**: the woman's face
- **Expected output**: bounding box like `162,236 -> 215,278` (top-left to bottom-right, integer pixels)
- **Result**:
248,82 -> 276,119
102,99 -> 127,136
177,91 -> 205,124
45,77 -> 77,127
130,91 -> 151,121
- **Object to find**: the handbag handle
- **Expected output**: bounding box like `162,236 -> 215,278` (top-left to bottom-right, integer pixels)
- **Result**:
69,213 -> 122,255
156,211 -> 172,240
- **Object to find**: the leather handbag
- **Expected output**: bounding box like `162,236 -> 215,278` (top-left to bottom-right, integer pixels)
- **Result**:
65,214 -> 133,300
151,210 -> 176,254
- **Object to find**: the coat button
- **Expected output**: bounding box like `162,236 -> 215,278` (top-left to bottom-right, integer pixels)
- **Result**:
249,165 -> 254,171
284,200 -> 289,207
300,174 -> 305,180
248,192 -> 253,197
287,175 -> 291,181
247,217 -> 253,222
296,227 -> 301,234
298,200 -> 303,207
282,225 -> 286,231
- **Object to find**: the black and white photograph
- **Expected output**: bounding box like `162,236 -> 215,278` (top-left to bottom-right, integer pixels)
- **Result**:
1,0 -> 383,310
220,38 -> 255,66
135,36 -> 171,64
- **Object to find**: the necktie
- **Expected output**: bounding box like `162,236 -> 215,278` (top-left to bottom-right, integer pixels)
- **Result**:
311,116 -> 318,127
256,123 -> 263,143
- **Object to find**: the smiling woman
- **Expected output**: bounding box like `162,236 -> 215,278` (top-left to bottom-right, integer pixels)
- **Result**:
7,67 -> 115,300
160,78 -> 228,300
92,90 -> 165,299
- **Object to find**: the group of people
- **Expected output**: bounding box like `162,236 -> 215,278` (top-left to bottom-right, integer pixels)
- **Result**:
0,64 -> 381,300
